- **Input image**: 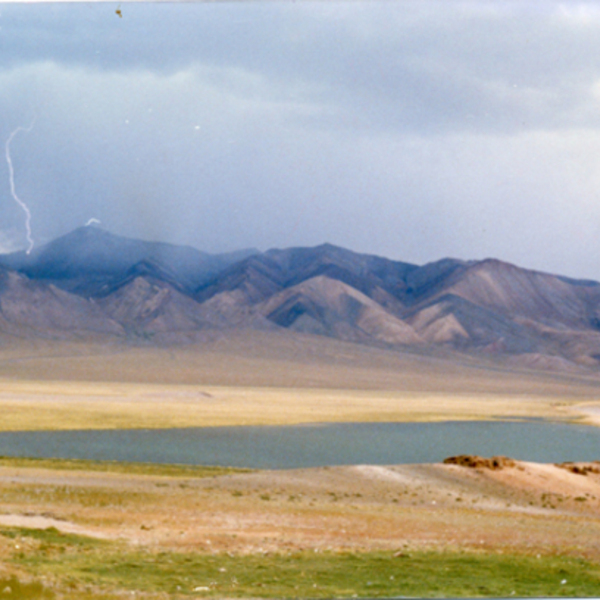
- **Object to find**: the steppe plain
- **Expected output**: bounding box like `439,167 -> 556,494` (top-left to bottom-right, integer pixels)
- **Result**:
1,330 -> 600,598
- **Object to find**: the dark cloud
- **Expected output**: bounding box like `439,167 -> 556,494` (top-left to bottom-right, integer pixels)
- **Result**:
1,2 -> 600,280
3,2 -> 600,135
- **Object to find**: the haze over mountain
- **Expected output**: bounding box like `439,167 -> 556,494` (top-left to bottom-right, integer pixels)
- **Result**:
1,226 -> 600,372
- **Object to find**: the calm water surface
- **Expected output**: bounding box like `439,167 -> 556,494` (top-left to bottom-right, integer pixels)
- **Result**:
0,421 -> 598,468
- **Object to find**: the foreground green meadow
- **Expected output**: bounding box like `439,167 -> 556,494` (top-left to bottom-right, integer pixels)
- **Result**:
2,526 -> 600,599
0,456 -> 599,599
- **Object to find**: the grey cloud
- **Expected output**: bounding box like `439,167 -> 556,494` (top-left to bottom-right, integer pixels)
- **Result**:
2,2 -> 600,281
4,2 -> 600,137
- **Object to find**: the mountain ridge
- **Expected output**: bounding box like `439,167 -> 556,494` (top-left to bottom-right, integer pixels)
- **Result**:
0,227 -> 599,372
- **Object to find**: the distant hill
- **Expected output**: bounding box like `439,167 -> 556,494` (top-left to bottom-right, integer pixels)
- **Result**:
1,227 -> 600,371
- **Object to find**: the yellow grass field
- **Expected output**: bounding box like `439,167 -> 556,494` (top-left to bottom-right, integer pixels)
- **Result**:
0,378 -> 598,431
0,331 -> 598,431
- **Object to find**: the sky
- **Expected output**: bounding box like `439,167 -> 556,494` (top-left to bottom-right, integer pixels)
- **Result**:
2,1 -> 600,279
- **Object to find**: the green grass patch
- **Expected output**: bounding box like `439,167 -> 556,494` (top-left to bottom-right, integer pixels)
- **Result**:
0,526 -> 105,547
0,456 -> 252,478
0,575 -> 55,599
2,527 -> 600,597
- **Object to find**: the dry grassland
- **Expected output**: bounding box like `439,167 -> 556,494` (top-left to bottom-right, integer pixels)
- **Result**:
0,332 -> 599,431
0,379 -> 595,432
0,458 -> 599,559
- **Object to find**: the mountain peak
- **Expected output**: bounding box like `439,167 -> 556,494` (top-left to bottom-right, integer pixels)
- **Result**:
0,227 -> 232,296
40,225 -> 126,247
473,258 -> 521,272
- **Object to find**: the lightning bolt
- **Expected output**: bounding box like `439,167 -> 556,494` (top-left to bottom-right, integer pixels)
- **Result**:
5,119 -> 36,254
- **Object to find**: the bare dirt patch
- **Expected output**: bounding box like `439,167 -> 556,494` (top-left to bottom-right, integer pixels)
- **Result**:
567,401 -> 600,426
1,458 -> 599,559
0,514 -> 110,539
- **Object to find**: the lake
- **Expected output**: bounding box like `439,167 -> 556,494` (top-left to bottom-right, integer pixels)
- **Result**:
0,420 -> 598,469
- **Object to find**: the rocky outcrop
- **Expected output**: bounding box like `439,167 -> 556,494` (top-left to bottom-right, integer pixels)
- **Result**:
555,462 -> 600,476
443,455 -> 518,470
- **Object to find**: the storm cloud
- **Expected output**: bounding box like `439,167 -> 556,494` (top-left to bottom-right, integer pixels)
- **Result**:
2,1 -> 600,279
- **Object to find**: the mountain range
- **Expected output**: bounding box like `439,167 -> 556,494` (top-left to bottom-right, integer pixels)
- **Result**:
1,226 -> 599,372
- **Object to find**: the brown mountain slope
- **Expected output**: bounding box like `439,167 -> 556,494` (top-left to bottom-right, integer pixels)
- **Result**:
195,243 -> 418,306
0,268 -> 122,338
405,294 -> 542,354
260,275 -> 422,345
402,259 -> 600,364
430,258 -> 600,328
95,276 -> 212,340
